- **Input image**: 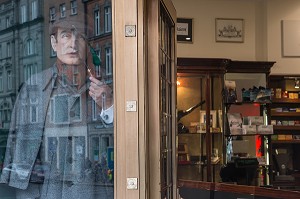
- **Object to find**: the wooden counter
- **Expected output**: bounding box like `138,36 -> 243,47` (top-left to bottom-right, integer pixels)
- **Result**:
178,179 -> 300,199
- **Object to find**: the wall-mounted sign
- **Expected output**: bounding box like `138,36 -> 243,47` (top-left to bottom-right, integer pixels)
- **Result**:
177,18 -> 193,43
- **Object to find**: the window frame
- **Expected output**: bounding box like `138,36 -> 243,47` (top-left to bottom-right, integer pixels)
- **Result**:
94,10 -> 100,36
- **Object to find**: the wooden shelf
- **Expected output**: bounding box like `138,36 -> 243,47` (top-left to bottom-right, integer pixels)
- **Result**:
271,140 -> 300,144
271,111 -> 300,117
273,125 -> 300,131
272,98 -> 300,104
226,133 -> 272,137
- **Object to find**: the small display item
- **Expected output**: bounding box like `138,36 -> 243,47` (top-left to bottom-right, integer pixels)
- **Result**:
282,90 -> 288,98
227,113 -> 243,135
242,125 -> 257,134
277,135 -> 286,140
257,125 -> 273,134
285,135 -> 293,140
248,116 -> 264,125
275,88 -> 282,98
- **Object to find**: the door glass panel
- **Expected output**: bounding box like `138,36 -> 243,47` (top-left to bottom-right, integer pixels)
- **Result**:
160,3 -> 175,199
177,75 -> 224,182
0,1 -> 114,198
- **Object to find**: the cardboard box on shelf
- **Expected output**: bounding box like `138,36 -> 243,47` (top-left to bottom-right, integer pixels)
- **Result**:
285,135 -> 293,140
275,88 -> 282,98
242,125 -> 257,135
257,125 -> 273,134
277,135 -> 286,140
248,116 -> 264,125
271,135 -> 278,140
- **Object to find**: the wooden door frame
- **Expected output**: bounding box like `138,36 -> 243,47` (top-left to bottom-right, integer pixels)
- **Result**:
112,0 -> 176,198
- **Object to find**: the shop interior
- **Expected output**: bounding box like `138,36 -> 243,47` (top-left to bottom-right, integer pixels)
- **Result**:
176,58 -> 300,198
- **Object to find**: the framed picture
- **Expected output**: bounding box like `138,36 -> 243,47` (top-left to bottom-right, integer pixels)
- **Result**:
200,110 -> 217,129
177,18 -> 193,43
215,18 -> 244,43
282,20 -> 300,57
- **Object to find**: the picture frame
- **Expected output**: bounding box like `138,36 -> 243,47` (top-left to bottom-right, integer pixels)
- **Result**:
200,110 -> 217,129
282,20 -> 300,57
177,18 -> 193,43
215,18 -> 244,43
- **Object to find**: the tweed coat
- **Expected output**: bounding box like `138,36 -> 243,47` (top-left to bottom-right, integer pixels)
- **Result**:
0,64 -> 104,198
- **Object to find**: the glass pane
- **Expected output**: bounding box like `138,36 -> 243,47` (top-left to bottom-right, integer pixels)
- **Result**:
160,3 -> 175,198
0,1 -> 114,198
177,75 -> 224,182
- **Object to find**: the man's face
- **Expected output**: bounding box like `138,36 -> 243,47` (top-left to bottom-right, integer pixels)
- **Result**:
51,27 -> 86,65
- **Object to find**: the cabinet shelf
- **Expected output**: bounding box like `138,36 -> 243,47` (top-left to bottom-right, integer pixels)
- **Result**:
271,111 -> 300,117
273,125 -> 300,131
226,133 -> 272,137
271,140 -> 300,144
272,98 -> 300,104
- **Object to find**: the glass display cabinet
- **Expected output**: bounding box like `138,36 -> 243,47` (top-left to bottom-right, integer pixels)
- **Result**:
269,75 -> 300,190
177,58 -> 228,182
177,58 -> 276,185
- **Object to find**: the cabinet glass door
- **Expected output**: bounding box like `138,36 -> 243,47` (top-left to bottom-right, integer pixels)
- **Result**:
177,74 -> 223,182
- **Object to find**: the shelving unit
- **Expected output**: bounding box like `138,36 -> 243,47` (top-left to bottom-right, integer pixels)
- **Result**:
222,60 -> 275,186
269,75 -> 300,190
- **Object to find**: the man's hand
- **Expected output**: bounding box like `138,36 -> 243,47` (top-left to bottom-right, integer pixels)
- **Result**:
89,76 -> 113,109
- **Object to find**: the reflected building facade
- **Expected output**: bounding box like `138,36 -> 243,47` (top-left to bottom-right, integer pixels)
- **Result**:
0,0 -> 114,197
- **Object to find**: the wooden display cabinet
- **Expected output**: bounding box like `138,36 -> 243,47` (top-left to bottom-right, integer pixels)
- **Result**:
223,60 -> 275,186
269,75 -> 300,190
177,58 -> 228,182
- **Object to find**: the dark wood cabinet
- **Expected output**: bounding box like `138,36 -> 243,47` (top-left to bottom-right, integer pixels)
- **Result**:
269,75 -> 300,190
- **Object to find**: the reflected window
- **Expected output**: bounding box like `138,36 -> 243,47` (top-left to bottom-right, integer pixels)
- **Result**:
26,39 -> 34,55
24,64 -> 37,85
30,97 -> 38,123
0,72 -> 3,92
7,70 -> 12,90
21,5 -> 27,23
50,7 -> 55,21
105,47 -> 112,76
0,102 -> 11,122
6,42 -> 10,57
6,16 -> 10,28
104,6 -> 112,33
92,100 -> 98,121
94,10 -> 100,36
31,1 -> 38,20
70,0 -> 77,15
60,4 -> 66,18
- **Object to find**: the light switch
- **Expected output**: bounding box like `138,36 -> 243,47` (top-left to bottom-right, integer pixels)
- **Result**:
127,177 -> 138,190
126,100 -> 137,112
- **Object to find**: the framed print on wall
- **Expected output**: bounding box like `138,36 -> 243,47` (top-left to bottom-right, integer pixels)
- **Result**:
282,20 -> 300,57
215,18 -> 244,43
177,18 -> 193,43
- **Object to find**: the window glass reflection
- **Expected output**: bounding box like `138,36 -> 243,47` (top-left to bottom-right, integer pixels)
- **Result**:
0,1 -> 114,198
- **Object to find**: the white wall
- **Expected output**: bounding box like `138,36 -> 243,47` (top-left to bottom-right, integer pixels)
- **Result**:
173,0 -> 300,75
